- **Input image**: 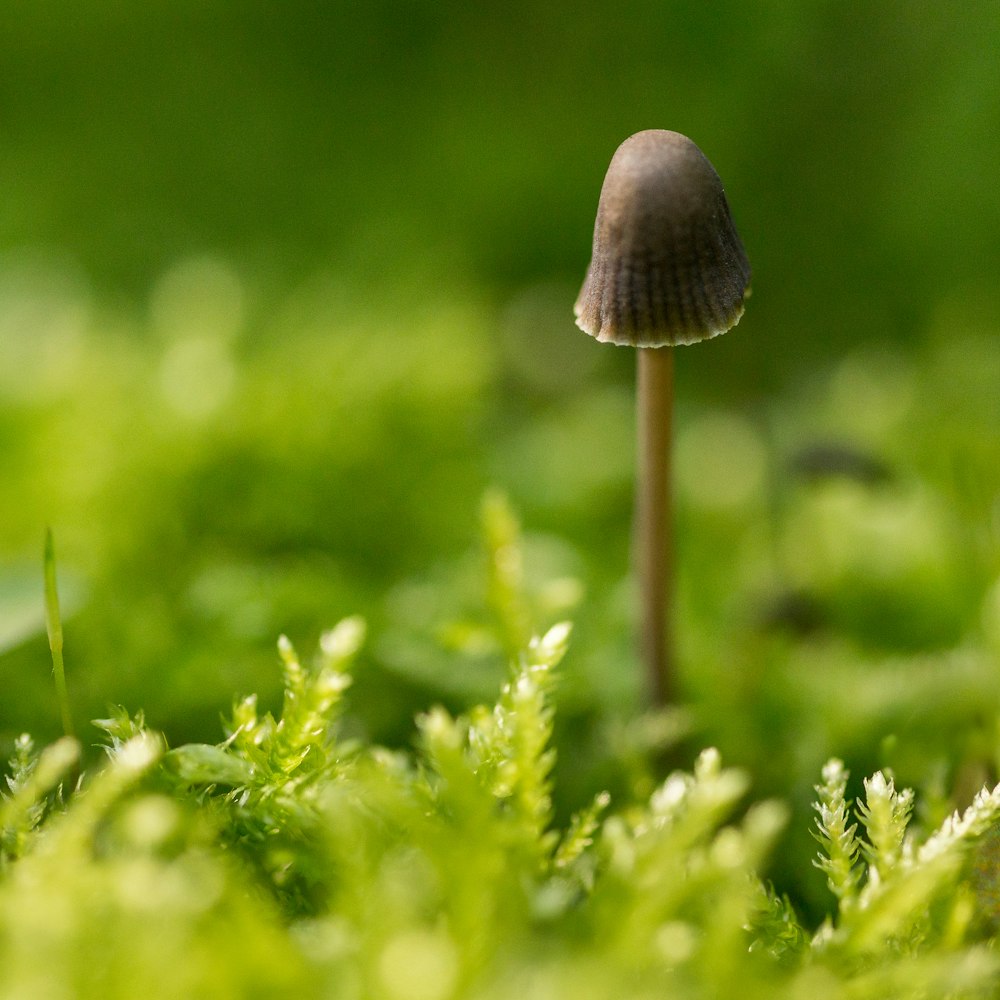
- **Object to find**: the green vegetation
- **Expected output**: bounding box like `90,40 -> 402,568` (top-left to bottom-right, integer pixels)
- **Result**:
1,203 -> 999,1000
4,3 -> 1000,995
4,496 -> 1000,997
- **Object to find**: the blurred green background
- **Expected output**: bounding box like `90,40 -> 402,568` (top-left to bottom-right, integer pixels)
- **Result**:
2,2 -> 1000,912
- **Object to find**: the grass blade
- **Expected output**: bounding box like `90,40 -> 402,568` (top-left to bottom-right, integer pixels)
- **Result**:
44,527 -> 74,739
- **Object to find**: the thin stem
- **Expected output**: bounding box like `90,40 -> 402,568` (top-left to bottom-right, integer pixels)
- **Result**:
636,347 -> 674,706
44,528 -> 75,739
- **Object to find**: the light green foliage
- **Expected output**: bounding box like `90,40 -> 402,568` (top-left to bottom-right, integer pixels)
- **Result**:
0,306 -> 996,995
857,769 -> 914,882
0,727 -> 311,998
466,621 -> 568,861
0,734 -> 78,865
482,490 -> 534,661
813,758 -> 863,904
6,570 -> 1000,995
805,759 -> 1000,987
160,618 -> 365,914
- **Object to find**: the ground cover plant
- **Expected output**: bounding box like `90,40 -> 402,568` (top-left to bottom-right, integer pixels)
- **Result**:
0,232 -> 997,996
0,246 -> 998,997
5,5 -> 1000,997
4,445 -> 1000,997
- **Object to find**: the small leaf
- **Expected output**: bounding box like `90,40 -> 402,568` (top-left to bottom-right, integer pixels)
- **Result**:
165,744 -> 255,787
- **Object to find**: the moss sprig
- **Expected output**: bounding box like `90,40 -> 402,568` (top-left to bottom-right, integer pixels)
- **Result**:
813,758 -> 863,906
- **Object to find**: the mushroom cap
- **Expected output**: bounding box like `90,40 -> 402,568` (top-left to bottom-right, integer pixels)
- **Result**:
574,130 -> 751,347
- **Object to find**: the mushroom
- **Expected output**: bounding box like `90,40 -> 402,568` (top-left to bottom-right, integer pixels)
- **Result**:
574,129 -> 751,705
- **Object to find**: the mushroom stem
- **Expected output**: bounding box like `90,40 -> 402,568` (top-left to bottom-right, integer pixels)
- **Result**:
636,346 -> 674,706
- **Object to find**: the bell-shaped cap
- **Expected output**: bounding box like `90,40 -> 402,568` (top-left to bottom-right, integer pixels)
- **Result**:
574,130 -> 751,347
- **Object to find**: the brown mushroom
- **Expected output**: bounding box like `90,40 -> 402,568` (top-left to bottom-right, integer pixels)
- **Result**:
575,129 -> 751,705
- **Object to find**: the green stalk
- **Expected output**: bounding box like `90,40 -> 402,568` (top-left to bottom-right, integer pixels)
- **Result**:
44,527 -> 75,739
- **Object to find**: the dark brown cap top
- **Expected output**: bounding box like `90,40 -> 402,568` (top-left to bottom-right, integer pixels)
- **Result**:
574,129 -> 751,347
